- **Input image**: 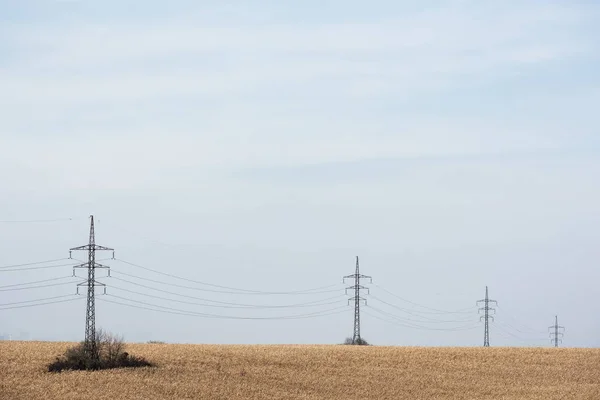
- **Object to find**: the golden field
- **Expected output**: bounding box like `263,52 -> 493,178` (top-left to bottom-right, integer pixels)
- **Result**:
1,342 -> 600,400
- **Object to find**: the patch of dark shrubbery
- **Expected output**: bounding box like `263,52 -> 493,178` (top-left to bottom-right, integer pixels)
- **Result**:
343,337 -> 370,345
48,330 -> 153,372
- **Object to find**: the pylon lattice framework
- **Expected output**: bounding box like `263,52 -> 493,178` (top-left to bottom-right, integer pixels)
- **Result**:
477,286 -> 497,347
343,256 -> 372,344
69,215 -> 114,360
549,315 -> 565,347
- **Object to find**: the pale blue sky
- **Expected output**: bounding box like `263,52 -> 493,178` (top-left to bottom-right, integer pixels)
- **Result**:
0,1 -> 599,347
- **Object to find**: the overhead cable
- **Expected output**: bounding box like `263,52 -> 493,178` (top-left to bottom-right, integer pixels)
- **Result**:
99,294 -> 348,320
114,258 -> 340,295
111,268 -> 341,295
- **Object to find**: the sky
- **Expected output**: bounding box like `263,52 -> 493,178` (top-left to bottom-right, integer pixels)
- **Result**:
1,0 -> 599,347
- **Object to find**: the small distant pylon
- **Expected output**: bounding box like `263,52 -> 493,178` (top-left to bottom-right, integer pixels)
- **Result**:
549,315 -> 565,347
69,215 -> 114,361
477,286 -> 497,347
343,256 -> 372,345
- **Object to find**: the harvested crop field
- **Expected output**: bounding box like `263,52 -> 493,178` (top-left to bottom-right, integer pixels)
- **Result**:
1,342 -> 600,400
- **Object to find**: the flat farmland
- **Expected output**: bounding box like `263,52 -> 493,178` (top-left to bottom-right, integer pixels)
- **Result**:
1,342 -> 599,400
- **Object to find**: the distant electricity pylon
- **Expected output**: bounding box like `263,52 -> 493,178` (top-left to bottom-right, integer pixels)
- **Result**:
477,286 -> 497,347
343,256 -> 372,345
549,315 -> 565,347
69,215 -> 114,361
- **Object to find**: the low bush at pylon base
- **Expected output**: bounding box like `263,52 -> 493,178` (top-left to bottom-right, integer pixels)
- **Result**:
342,337 -> 370,345
48,330 -> 153,372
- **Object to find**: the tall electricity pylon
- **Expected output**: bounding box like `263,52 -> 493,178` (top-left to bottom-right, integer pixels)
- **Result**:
70,215 -> 114,361
477,286 -> 497,347
343,256 -> 372,345
549,315 -> 565,347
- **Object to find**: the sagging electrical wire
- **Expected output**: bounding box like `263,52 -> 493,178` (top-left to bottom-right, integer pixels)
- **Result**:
0,276 -> 75,289
493,323 -> 548,344
109,283 -> 346,309
0,294 -> 79,307
0,217 -> 79,223
114,258 -> 340,295
0,280 -> 78,292
364,307 -> 480,331
110,268 -> 342,295
495,306 -> 547,334
369,295 -> 477,324
373,284 -> 476,314
0,258 -> 74,270
99,294 -> 348,320
0,296 -> 85,310
494,318 -> 548,337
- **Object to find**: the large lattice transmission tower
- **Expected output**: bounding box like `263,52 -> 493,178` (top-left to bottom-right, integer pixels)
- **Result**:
549,315 -> 565,347
477,286 -> 497,347
343,256 -> 372,345
69,215 -> 114,360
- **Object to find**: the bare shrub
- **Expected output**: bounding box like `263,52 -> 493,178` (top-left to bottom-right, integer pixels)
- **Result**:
48,330 -> 152,372
97,329 -> 126,367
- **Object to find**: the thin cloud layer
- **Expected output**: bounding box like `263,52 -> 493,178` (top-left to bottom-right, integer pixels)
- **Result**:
0,1 -> 599,346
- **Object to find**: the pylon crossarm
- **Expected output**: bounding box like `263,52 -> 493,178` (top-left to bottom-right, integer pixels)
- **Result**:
92,245 -> 114,251
346,298 -> 367,305
70,245 -> 92,251
76,280 -> 88,287
77,280 -> 106,287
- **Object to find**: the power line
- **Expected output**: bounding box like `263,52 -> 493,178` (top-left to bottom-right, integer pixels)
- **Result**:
0,276 -> 73,289
0,258 -> 71,269
0,280 -> 76,292
493,323 -> 548,345
373,284 -> 476,315
110,275 -> 335,306
0,217 -> 78,223
0,294 -> 78,307
110,269 -> 341,295
495,305 -> 546,334
369,295 -> 477,323
100,294 -> 347,320
109,283 -> 345,309
493,318 -> 546,336
114,258 -> 339,295
364,307 -> 480,332
0,263 -> 81,272
0,296 -> 84,310
477,286 -> 497,347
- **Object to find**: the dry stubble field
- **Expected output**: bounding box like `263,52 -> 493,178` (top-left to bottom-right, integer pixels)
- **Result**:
1,342 -> 600,400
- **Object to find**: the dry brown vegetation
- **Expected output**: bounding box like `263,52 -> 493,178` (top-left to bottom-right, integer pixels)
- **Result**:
1,341 -> 600,400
